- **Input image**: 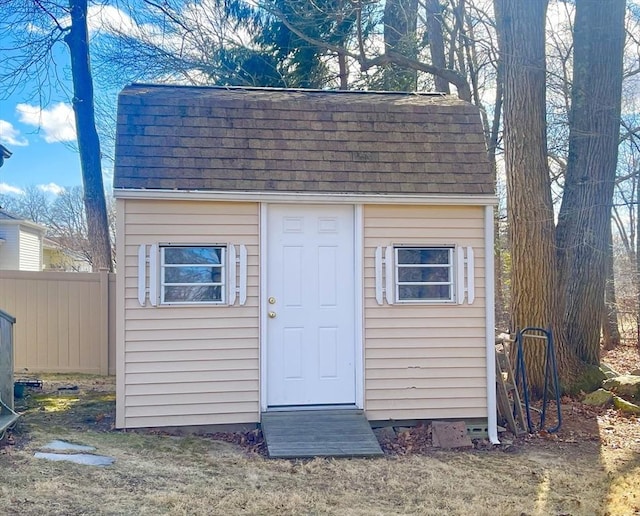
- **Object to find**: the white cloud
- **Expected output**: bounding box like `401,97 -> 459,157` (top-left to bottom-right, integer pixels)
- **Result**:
0,183 -> 25,195
86,2 -> 252,69
87,5 -> 140,37
37,183 -> 65,195
16,103 -> 77,143
0,120 -> 29,147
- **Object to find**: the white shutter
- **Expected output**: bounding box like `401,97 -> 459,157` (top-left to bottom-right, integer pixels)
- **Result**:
466,246 -> 475,304
239,244 -> 248,305
457,246 -> 465,304
228,245 -> 237,306
148,244 -> 158,307
385,246 -> 394,305
374,246 -> 383,305
137,245 -> 146,306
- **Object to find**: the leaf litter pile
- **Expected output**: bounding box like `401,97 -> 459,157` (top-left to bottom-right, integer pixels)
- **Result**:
0,345 -> 638,515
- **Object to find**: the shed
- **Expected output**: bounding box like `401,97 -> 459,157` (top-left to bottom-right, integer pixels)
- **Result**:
113,85 -> 498,443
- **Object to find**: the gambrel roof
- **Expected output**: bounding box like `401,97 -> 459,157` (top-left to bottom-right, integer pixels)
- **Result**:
114,85 -> 493,195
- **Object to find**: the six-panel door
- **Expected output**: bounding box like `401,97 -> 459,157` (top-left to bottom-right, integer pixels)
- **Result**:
266,204 -> 356,406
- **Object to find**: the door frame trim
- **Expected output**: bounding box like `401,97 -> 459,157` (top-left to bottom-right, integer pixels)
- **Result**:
259,202 -> 364,412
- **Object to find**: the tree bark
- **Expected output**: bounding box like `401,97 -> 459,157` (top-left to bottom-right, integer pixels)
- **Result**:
602,223 -> 622,349
382,0 -> 419,91
494,0 -> 575,392
555,0 -> 626,365
636,169 -> 640,351
426,0 -> 450,93
64,0 -> 113,271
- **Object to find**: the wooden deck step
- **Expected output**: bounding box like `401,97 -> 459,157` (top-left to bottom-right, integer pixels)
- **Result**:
0,412 -> 18,434
261,409 -> 384,459
0,395 -> 19,435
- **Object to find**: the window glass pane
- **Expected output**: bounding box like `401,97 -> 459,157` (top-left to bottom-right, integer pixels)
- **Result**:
163,285 -> 222,302
398,266 -> 450,283
164,266 -> 222,284
164,247 -> 222,265
399,285 -> 450,300
397,248 -> 449,265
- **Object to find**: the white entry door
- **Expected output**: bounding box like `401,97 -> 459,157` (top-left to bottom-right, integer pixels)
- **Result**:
266,204 -> 356,407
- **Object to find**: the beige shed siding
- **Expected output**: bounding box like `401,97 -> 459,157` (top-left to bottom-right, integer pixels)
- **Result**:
19,227 -> 42,271
0,225 -> 19,270
363,204 -> 487,421
120,199 -> 259,428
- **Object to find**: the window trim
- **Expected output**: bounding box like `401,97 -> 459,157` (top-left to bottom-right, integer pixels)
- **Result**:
394,245 -> 456,304
159,244 -> 227,305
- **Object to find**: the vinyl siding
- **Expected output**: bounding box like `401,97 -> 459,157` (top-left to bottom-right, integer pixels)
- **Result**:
19,227 -> 43,271
118,199 -> 259,429
363,204 -> 487,421
0,225 -> 19,270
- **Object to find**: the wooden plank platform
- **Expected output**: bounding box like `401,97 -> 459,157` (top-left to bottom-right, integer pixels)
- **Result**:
0,412 -> 18,434
261,409 -> 384,459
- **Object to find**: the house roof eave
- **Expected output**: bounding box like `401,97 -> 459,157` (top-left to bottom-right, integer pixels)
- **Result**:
112,188 -> 499,206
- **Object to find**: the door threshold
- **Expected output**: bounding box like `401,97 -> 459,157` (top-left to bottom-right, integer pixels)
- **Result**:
265,404 -> 359,412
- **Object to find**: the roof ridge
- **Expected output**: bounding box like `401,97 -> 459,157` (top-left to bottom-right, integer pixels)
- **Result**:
0,207 -> 21,220
123,83 -> 449,98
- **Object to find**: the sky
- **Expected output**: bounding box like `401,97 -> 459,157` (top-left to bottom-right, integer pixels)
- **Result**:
0,97 -> 84,196
0,3 -> 132,199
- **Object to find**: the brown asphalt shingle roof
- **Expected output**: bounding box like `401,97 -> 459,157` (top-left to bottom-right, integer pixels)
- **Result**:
113,85 -> 493,195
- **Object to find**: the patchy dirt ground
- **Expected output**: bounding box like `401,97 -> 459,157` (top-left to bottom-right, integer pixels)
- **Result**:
1,345 -> 639,515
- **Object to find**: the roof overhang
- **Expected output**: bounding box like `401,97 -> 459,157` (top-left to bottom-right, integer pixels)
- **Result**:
113,188 -> 498,206
0,144 -> 11,167
0,219 -> 47,233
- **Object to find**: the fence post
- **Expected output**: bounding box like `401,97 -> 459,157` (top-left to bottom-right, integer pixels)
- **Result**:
99,269 -> 109,375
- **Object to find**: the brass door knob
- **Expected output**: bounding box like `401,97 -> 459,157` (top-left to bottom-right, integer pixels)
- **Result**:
268,311 -> 277,318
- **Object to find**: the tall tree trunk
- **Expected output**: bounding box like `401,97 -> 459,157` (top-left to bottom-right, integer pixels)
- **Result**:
602,223 -> 622,349
494,0 -> 574,392
555,0 -> 625,365
636,177 -> 640,351
426,0 -> 450,93
338,52 -> 348,90
383,0 -> 419,91
489,44 -> 505,329
64,0 -> 113,272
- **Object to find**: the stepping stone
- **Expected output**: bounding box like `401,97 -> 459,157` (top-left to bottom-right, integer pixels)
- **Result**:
42,440 -> 95,452
34,452 -> 115,466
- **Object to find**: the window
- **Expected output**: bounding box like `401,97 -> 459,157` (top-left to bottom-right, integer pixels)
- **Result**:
395,247 -> 454,302
160,245 -> 225,304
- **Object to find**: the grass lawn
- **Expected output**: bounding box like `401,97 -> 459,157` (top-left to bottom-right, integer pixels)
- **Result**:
1,374 -> 639,515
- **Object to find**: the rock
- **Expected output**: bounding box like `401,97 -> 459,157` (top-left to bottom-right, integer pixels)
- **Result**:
630,369 -> 640,376
600,362 -> 621,379
602,375 -> 640,398
583,389 -> 613,407
612,395 -> 640,415
569,365 -> 606,395
373,426 -> 397,442
431,421 -> 473,449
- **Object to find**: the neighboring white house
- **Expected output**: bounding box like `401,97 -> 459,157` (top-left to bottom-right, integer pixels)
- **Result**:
0,209 -> 46,271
